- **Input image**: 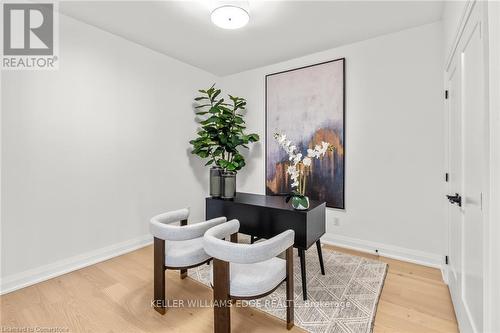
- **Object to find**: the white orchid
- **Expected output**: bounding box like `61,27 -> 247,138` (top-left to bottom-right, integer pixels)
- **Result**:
274,132 -> 333,195
293,153 -> 302,165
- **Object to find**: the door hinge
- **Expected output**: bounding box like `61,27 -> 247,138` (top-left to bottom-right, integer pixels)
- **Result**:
445,255 -> 449,265
445,90 -> 449,99
445,173 -> 449,182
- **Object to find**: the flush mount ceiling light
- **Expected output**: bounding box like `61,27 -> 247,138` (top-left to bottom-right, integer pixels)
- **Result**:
211,4 -> 249,29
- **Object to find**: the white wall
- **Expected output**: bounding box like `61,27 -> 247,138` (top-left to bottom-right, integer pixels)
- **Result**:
442,1 -> 467,64
222,22 -> 446,266
1,15 -> 216,292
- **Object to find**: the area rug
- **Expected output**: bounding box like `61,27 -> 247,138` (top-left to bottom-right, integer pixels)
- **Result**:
189,241 -> 388,333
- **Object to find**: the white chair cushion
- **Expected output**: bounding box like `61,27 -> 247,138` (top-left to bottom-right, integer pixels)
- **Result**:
204,220 -> 295,264
151,216 -> 226,241
165,237 -> 210,268
210,257 -> 287,298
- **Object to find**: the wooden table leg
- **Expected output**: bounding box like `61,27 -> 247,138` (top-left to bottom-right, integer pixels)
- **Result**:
299,249 -> 307,301
316,240 -> 325,275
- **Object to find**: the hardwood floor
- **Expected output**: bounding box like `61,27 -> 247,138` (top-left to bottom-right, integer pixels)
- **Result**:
0,244 -> 458,333
331,246 -> 458,333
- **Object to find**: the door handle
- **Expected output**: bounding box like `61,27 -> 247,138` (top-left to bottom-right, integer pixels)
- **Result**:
446,193 -> 462,207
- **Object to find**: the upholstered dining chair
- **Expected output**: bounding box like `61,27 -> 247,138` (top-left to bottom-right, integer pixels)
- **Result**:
203,219 -> 295,333
150,208 -> 226,314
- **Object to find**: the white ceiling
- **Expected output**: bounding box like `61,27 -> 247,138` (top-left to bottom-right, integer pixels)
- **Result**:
60,1 -> 444,76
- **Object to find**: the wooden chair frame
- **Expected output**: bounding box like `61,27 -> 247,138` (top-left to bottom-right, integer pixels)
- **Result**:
153,219 -> 211,314
212,233 -> 294,332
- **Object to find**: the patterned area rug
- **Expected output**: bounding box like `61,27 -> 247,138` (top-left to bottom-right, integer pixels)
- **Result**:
189,241 -> 388,333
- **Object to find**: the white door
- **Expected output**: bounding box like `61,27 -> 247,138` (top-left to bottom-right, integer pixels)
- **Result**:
446,3 -> 485,333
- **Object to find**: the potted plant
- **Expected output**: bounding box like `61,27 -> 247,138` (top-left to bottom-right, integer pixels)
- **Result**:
190,84 -> 259,198
273,132 -> 333,210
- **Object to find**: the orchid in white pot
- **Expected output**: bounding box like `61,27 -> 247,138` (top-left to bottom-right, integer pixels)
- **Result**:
273,132 -> 333,210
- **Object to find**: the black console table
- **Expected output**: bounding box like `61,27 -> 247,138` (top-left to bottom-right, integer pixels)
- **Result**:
206,192 -> 326,300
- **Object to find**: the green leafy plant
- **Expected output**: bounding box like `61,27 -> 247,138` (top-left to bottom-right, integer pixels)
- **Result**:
189,84 -> 259,172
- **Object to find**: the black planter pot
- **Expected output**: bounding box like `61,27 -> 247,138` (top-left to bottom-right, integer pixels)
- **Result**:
209,167 -> 223,197
221,171 -> 236,199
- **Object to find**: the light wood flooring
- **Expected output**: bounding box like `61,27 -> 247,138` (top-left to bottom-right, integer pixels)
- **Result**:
0,244 -> 458,333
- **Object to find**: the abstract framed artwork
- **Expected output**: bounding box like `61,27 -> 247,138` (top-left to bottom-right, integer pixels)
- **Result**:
265,58 -> 345,209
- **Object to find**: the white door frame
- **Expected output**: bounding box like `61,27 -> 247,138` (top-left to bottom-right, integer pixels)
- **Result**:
485,1 -> 500,332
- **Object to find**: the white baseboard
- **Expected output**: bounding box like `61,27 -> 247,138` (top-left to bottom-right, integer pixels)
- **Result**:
441,266 -> 449,285
0,234 -> 153,295
321,233 -> 444,269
